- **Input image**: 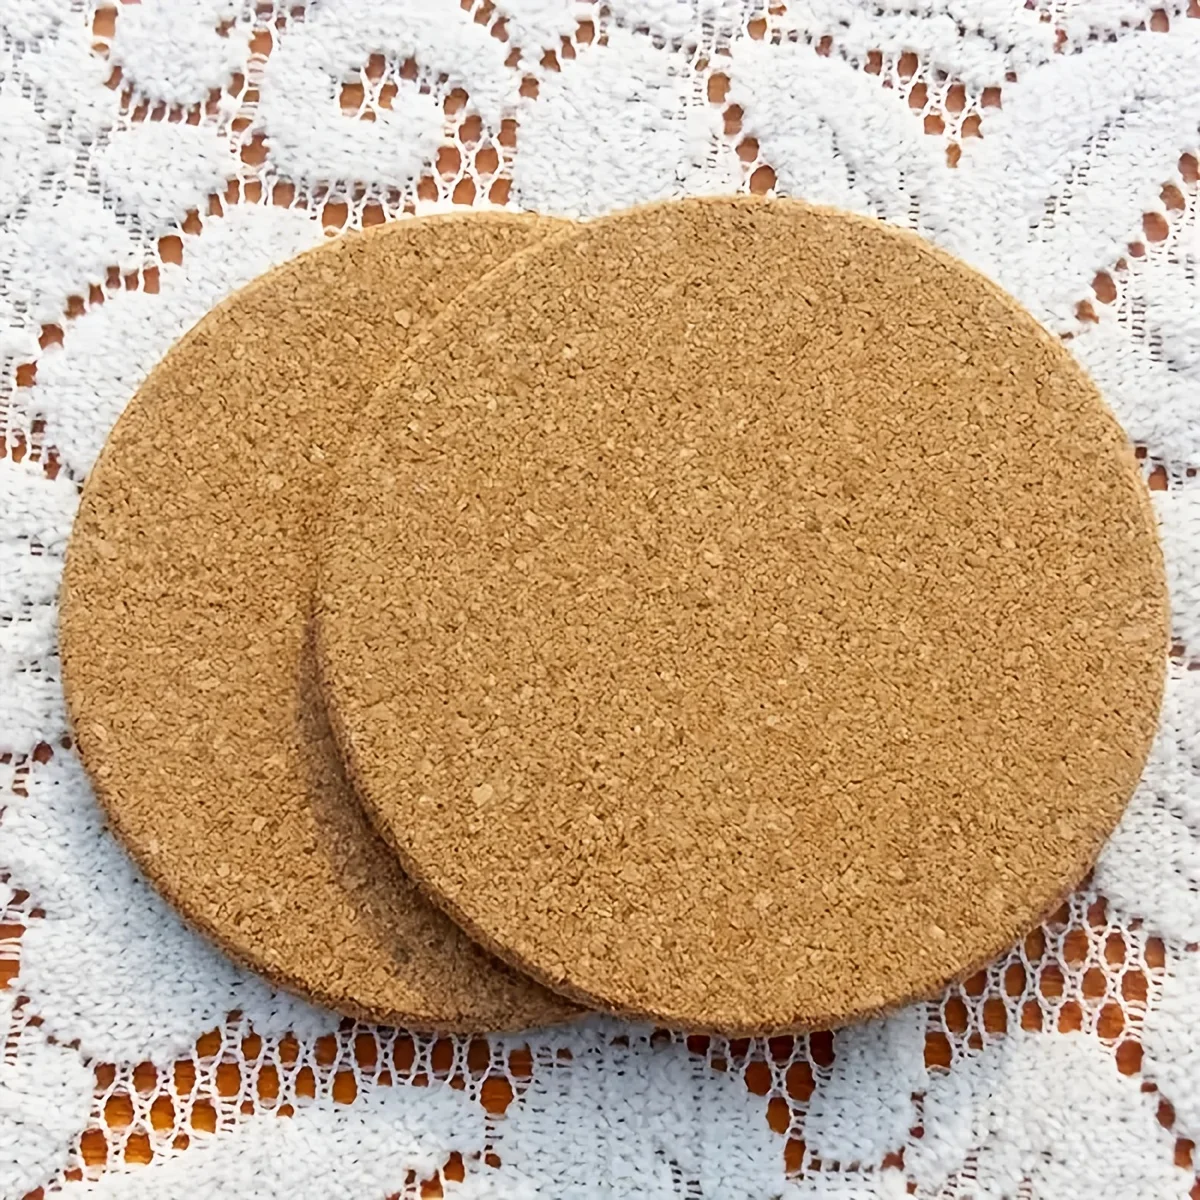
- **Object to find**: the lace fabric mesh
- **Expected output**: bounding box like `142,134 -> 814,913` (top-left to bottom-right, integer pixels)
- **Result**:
3,1 -> 1200,1197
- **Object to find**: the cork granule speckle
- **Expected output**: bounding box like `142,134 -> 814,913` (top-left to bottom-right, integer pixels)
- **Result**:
60,212 -> 578,1031
317,196 -> 1168,1035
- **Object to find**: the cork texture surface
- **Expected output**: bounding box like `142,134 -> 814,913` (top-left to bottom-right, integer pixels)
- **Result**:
317,196 -> 1168,1035
60,212 -> 578,1031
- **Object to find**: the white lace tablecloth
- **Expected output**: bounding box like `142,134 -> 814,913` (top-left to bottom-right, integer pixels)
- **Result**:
3,1 -> 1200,1197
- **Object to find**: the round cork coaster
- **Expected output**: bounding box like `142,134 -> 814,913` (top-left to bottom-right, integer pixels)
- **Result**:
317,196 -> 1168,1035
60,212 -> 579,1031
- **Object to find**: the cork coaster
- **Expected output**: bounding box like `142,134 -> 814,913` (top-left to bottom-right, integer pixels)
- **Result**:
317,196 -> 1167,1035
60,212 -> 579,1031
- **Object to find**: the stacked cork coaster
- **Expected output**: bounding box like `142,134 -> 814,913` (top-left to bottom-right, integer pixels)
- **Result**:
61,213 -> 575,1030
61,197 -> 1168,1036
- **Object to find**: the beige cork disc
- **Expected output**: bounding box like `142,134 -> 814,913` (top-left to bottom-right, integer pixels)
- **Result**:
317,196 -> 1167,1035
60,212 -> 579,1031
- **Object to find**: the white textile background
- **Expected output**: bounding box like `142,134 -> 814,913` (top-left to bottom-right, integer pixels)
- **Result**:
3,1 -> 1200,1196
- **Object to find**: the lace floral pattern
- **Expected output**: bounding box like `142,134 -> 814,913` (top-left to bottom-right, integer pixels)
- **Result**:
3,1 -> 1199,1196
